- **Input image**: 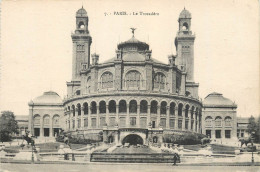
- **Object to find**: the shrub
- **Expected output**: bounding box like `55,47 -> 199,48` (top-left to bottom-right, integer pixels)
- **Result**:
163,132 -> 207,145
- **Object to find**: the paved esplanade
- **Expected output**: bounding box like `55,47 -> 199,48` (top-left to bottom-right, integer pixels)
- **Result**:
1,163 -> 259,172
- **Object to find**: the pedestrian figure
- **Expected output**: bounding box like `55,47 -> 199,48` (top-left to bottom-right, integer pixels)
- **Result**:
173,153 -> 178,166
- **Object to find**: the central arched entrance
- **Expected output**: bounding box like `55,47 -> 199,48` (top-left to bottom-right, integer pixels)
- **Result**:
122,134 -> 144,145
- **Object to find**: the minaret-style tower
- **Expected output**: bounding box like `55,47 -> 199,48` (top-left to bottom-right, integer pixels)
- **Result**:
175,8 -> 195,82
71,7 -> 92,81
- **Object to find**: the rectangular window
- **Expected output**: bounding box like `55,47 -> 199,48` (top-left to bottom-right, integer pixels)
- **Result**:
185,120 -> 189,129
152,121 -> 156,128
237,132 -> 239,137
178,120 -> 182,129
130,117 -> 136,126
109,117 -> 116,127
225,130 -> 231,138
91,118 -> 96,128
160,118 -> 166,128
119,117 -> 126,127
206,130 -> 211,138
100,117 -> 106,127
84,118 -> 88,127
140,117 -> 147,128
191,121 -> 194,130
241,132 -> 244,138
215,130 -> 221,138
169,119 -> 175,129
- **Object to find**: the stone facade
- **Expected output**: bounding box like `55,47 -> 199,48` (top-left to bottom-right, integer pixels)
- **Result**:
27,7 -> 241,145
62,7 -> 202,144
28,91 -> 64,138
202,92 -> 237,142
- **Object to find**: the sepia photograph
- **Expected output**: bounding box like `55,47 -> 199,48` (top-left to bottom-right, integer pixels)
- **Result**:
0,0 -> 259,171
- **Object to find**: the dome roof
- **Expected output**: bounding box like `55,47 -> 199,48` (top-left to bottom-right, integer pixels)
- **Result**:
102,35 -> 164,64
76,7 -> 87,17
117,37 -> 149,51
203,92 -> 237,108
179,8 -> 191,18
31,91 -> 63,105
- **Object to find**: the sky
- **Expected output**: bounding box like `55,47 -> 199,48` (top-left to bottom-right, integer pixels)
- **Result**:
0,0 -> 259,117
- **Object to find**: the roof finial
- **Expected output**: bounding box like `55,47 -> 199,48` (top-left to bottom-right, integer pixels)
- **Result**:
82,2 -> 84,9
130,28 -> 136,37
184,6 -> 185,10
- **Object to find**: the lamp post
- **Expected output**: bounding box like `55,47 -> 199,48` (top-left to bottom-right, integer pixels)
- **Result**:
31,145 -> 34,163
251,131 -> 255,164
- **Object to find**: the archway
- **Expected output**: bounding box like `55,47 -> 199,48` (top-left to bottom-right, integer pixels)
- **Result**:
122,134 -> 144,145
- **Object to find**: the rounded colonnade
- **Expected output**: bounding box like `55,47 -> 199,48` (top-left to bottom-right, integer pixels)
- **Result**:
64,95 -> 202,133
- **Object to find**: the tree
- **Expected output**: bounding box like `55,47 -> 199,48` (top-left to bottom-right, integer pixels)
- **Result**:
0,111 -> 19,142
247,115 -> 260,143
247,116 -> 257,134
256,116 -> 260,143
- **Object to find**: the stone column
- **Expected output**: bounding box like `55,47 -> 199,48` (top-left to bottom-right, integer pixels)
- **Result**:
88,106 -> 91,129
126,104 -> 130,127
175,108 -> 178,129
182,109 -> 185,130
97,106 -> 100,128
137,105 -> 140,128
106,105 -> 109,126
81,107 -> 84,129
116,104 -> 119,126
147,105 -> 151,127
188,110 -> 192,130
166,106 -> 170,129
40,116 -> 43,137
157,106 -> 160,128
50,117 -> 53,137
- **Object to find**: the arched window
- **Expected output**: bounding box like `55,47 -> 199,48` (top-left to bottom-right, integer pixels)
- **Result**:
153,72 -> 166,90
78,21 -> 85,29
178,103 -> 183,116
140,100 -> 148,113
191,106 -> 195,119
205,116 -> 213,127
119,100 -> 127,113
91,102 -> 97,114
101,72 -> 113,89
151,100 -> 158,114
125,70 -> 141,88
83,103 -> 88,115
109,100 -> 116,113
160,101 -> 167,114
225,116 -> 232,127
215,116 -> 222,127
77,104 -> 81,116
33,115 -> 40,125
53,115 -> 60,127
170,102 -> 175,115
182,22 -> 189,30
99,101 -> 106,114
185,104 -> 190,118
72,105 -> 75,117
43,115 -> 50,125
129,100 -> 137,113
